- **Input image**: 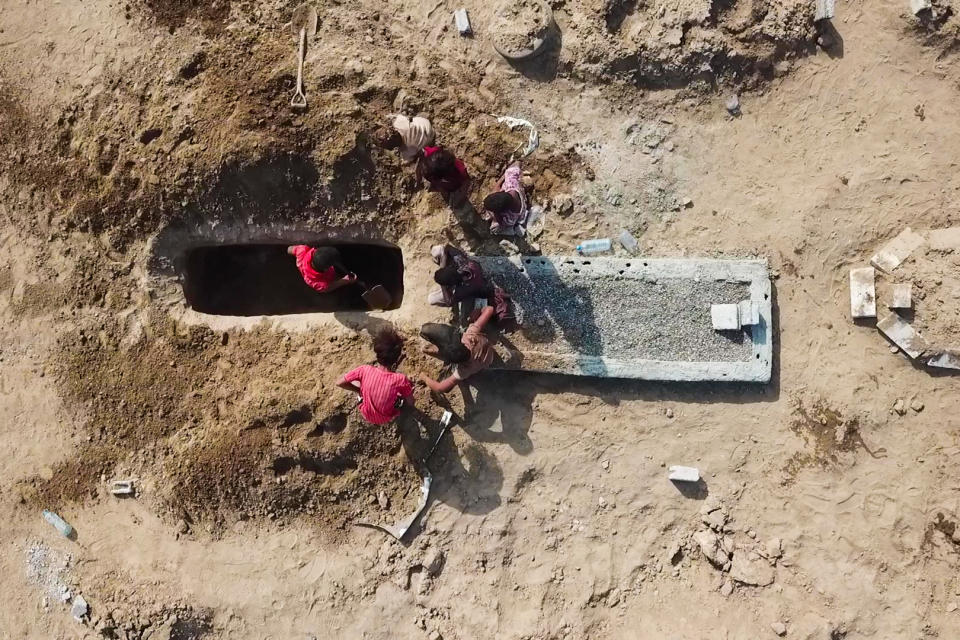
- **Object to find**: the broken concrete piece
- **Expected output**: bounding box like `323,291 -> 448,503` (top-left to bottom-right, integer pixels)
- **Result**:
870,227 -> 925,272
927,350 -> 960,370
771,621 -> 787,636
109,479 -> 135,496
71,595 -> 88,621
877,312 -> 929,359
729,552 -> 775,586
738,300 -> 759,326
711,304 -> 741,330
815,0 -> 835,20
910,0 -> 932,14
927,227 -> 960,251
668,465 -> 700,482
693,530 -> 729,567
889,283 -> 912,309
454,9 -> 472,35
849,267 -> 876,318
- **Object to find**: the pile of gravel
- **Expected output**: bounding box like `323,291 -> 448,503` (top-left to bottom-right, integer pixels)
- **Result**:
25,541 -> 73,604
489,268 -> 753,362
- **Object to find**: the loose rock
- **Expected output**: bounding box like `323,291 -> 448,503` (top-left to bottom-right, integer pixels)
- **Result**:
771,621 -> 787,636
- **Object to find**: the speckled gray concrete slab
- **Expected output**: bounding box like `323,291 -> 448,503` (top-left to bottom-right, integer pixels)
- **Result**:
477,256 -> 773,382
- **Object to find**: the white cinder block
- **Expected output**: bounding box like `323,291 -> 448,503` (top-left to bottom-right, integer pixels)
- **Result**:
877,312 -> 928,359
738,300 -> 759,326
889,283 -> 912,309
870,227 -> 925,272
454,9 -> 472,35
711,304 -> 741,331
850,267 -> 876,318
669,466 -> 700,482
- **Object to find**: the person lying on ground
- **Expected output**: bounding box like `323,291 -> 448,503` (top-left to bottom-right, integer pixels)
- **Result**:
337,328 -> 413,425
417,146 -> 470,205
287,245 -> 357,293
481,161 -> 528,236
419,306 -> 496,393
374,114 -> 435,163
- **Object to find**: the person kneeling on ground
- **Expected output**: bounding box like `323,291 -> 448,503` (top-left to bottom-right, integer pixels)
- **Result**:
419,306 -> 496,394
427,244 -> 489,308
374,114 -> 435,164
481,161 -> 527,236
337,328 -> 414,425
287,245 -> 357,293
417,146 -> 470,205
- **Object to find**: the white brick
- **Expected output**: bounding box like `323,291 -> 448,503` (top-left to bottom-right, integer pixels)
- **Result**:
454,9 -> 472,35
870,227 -> 925,272
738,300 -> 759,326
927,227 -> 960,251
849,267 -> 876,318
668,466 -> 700,482
711,304 -> 741,331
889,283 -> 912,309
815,0 -> 835,20
877,312 -> 928,359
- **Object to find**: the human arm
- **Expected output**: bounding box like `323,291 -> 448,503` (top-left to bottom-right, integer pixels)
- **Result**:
419,372 -> 458,394
471,305 -> 496,332
324,273 -> 358,292
288,244 -> 309,257
337,367 -> 364,392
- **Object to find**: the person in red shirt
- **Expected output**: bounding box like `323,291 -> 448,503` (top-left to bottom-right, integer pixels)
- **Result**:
416,146 -> 470,205
337,328 -> 414,425
287,245 -> 357,293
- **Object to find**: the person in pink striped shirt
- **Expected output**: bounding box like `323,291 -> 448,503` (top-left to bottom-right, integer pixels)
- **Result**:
337,328 -> 414,424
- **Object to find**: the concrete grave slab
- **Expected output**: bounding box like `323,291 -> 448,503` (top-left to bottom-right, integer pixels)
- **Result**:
877,312 -> 929,359
889,283 -> 912,309
849,267 -> 876,318
870,227 -> 925,272
476,256 -> 773,382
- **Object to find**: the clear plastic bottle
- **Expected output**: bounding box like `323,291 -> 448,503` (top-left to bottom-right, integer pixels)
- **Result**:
42,510 -> 74,538
575,238 -> 612,255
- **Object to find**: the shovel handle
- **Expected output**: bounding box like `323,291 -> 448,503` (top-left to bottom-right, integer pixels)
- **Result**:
291,28 -> 307,109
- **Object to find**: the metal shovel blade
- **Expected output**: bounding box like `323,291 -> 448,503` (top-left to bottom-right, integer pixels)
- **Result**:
354,472 -> 432,541
361,284 -> 392,310
291,4 -> 318,37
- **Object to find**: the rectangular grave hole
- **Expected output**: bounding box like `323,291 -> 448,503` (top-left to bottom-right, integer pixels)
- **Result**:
181,243 -> 403,316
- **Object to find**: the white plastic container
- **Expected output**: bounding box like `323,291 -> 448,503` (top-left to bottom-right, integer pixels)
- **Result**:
618,230 -> 638,253
576,238 -> 612,255
42,510 -> 74,537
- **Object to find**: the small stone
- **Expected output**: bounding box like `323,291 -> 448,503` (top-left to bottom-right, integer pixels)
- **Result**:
429,631 -> 443,640
377,492 -> 389,510
747,530 -> 756,539
554,196 -> 574,216
601,459 -> 610,470
704,509 -> 727,531
606,588 -> 620,607
682,197 -> 693,209
720,580 -> 734,597
71,595 -> 89,621
176,519 -> 190,534
765,537 -> 783,560
893,399 -> 906,416
725,94 -> 741,115
771,621 -> 787,636
665,407 -> 674,418
910,398 -> 924,412
947,602 -> 958,613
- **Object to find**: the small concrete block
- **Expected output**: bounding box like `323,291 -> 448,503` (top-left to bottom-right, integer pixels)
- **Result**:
889,283 -> 912,309
815,0 -> 835,20
71,595 -> 88,621
849,267 -> 876,318
454,9 -> 472,35
668,466 -> 700,482
738,300 -> 759,326
927,350 -> 960,370
870,227 -> 925,272
911,0 -> 932,14
711,304 -> 741,331
877,312 -> 929,359
927,227 -> 960,251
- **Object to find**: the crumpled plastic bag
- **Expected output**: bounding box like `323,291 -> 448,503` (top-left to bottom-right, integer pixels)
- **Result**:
493,114 -> 540,158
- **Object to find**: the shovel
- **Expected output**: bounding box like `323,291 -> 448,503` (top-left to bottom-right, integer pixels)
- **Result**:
290,4 -> 318,109
355,279 -> 392,310
353,411 -> 452,541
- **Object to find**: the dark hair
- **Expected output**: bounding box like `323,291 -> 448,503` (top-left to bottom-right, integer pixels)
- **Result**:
421,149 -> 456,179
420,323 -> 470,364
434,265 -> 461,287
483,191 -> 515,214
311,246 -> 348,276
373,328 -> 404,368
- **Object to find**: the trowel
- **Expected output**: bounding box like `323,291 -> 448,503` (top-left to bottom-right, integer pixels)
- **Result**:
289,3 -> 318,109
357,280 -> 392,310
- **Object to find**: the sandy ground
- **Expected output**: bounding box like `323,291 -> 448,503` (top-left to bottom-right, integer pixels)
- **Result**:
1,0 -> 960,638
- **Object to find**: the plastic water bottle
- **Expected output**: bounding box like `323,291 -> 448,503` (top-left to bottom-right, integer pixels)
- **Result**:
42,510 -> 74,538
576,238 -> 612,255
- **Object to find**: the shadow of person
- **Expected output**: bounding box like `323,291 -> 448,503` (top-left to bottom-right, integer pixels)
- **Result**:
458,374 -> 534,456
332,311 -> 395,337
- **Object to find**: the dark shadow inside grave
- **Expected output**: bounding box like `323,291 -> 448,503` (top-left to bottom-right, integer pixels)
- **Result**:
181,243 -> 404,316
